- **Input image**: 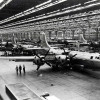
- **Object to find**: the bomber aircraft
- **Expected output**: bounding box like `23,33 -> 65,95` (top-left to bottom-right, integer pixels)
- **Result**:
69,50 -> 100,71
0,31 -> 70,71
65,34 -> 89,52
0,41 -> 14,51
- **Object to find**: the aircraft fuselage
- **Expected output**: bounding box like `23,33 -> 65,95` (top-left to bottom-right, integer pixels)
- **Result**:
70,51 -> 100,70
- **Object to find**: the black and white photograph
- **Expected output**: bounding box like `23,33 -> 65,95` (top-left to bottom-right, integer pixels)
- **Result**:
0,0 -> 100,100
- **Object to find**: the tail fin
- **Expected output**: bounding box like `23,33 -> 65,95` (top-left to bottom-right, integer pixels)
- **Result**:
40,31 -> 51,48
79,34 -> 87,43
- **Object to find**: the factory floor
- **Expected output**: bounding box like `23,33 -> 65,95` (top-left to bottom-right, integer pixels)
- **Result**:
0,58 -> 100,100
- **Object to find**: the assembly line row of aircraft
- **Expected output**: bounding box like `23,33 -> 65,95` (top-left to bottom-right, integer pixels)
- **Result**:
0,31 -> 100,71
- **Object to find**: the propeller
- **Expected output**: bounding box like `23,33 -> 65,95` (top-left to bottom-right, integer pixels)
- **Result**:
69,53 -> 77,68
60,47 -> 69,55
32,49 -> 51,67
70,54 -> 77,59
44,48 -> 50,58
43,49 -> 52,66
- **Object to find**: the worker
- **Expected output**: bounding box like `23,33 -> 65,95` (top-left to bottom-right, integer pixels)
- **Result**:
19,65 -> 22,75
15,65 -> 18,75
23,64 -> 26,74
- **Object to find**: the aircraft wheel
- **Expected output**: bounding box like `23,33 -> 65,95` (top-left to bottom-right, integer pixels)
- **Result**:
52,65 -> 59,71
66,64 -> 71,70
72,65 -> 84,71
61,64 -> 71,70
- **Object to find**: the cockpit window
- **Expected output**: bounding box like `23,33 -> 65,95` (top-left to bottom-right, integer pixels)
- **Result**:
95,56 -> 99,59
90,56 -> 93,59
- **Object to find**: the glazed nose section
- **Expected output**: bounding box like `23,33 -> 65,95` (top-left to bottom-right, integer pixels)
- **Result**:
33,56 -> 39,64
55,55 -> 67,63
33,56 -> 45,65
41,57 -> 45,62
66,55 -> 70,62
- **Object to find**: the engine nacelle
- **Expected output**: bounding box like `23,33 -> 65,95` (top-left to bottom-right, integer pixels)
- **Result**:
33,56 -> 45,66
55,55 -> 70,65
72,64 -> 85,70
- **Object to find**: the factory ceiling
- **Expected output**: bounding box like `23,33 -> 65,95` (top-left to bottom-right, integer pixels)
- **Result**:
0,0 -> 99,27
0,0 -> 48,20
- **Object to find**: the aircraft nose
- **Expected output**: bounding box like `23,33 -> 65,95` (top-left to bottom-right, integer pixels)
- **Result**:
66,58 -> 70,62
42,58 -> 45,62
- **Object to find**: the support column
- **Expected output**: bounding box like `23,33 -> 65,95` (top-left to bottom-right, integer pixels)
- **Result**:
94,28 -> 99,41
31,31 -> 34,41
49,30 -> 52,40
71,30 -> 75,39
12,33 -> 14,43
62,30 -> 66,40
33,32 -> 37,42
1,34 -> 3,42
82,28 -> 86,39
24,32 -> 27,40
28,32 -> 31,40
20,33 -> 23,40
26,32 -> 29,40
16,33 -> 19,41
29,32 -> 32,41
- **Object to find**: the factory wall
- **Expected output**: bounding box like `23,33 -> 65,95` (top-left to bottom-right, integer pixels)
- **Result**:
0,8 -> 100,42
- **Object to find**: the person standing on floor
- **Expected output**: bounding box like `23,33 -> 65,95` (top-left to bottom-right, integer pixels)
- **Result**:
19,65 -> 22,75
15,65 -> 18,75
23,64 -> 26,75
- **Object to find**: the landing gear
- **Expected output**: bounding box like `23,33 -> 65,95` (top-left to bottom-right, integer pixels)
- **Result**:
36,65 -> 40,71
71,64 -> 85,71
63,64 -> 71,70
52,65 -> 59,71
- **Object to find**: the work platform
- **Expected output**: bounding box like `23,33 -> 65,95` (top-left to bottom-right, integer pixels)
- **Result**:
6,83 -> 42,100
5,83 -> 60,100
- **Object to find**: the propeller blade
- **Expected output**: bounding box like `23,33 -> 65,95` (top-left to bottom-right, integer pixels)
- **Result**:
71,54 -> 77,58
33,50 -> 41,59
44,48 -> 50,58
45,62 -> 51,67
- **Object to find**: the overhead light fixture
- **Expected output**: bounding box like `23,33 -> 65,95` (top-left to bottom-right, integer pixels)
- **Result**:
0,0 -> 3,3
84,0 -> 97,4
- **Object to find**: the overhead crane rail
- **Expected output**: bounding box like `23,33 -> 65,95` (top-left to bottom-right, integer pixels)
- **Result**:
0,0 -> 100,30
0,0 -> 67,25
0,7 -> 100,32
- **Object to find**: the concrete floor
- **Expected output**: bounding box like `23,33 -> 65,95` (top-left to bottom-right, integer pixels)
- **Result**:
0,59 -> 100,100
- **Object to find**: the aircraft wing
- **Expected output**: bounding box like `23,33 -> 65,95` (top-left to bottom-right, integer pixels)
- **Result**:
0,56 -> 35,61
24,47 -> 49,50
24,47 -> 42,50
